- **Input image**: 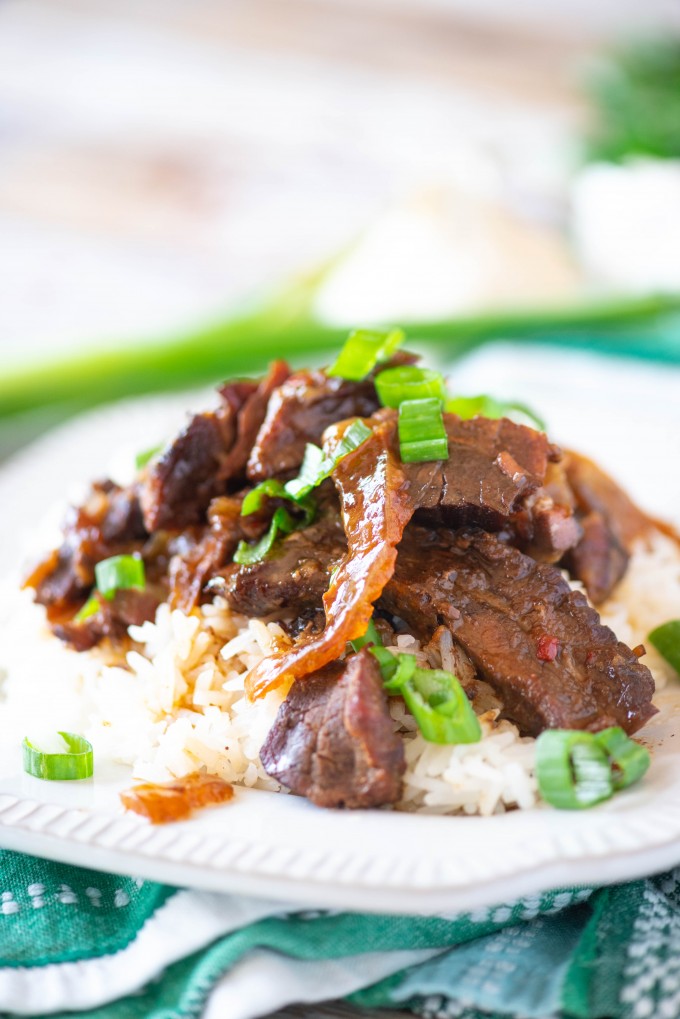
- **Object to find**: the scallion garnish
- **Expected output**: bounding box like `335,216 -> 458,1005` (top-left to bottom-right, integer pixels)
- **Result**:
446,394 -> 546,431
535,727 -> 650,809
595,727 -> 651,790
233,507 -> 297,566
135,444 -> 163,470
22,732 -> 94,781
236,421 -> 372,563
241,479 -> 316,526
375,366 -> 446,409
74,595 -> 101,623
94,554 -> 146,601
351,619 -> 481,745
327,327 -> 405,381
398,397 -> 448,463
648,619 -> 680,674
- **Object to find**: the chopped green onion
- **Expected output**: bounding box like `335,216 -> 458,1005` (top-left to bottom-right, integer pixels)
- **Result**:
398,397 -> 448,463
595,727 -> 650,790
241,479 -> 316,526
536,730 -> 614,809
233,507 -> 298,565
283,444 -> 333,501
327,327 -> 405,381
22,732 -> 94,781
284,420 -> 373,500
350,617 -> 480,744
445,394 -> 546,431
350,618 -> 384,653
648,619 -> 680,674
94,554 -> 146,601
74,595 -> 100,622
375,366 -> 446,409
135,444 -> 163,470
94,555 -> 145,601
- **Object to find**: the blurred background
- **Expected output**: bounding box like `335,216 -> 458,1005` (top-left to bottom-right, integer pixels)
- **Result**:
1,0 -> 680,461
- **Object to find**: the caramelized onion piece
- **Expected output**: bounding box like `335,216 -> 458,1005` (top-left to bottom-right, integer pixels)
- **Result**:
120,772 -> 234,824
245,417 -> 413,699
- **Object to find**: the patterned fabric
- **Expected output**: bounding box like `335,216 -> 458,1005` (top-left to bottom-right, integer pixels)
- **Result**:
3,847 -> 680,1018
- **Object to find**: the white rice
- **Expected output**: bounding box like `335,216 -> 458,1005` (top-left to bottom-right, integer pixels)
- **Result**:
0,530 -> 678,816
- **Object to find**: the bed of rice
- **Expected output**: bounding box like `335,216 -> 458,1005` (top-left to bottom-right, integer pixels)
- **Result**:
0,530 -> 678,816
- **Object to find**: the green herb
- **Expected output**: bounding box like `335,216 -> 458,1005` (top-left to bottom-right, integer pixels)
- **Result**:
284,420 -> 372,501
535,727 -> 650,809
241,479 -> 316,526
233,507 -> 298,565
22,732 -> 94,781
445,394 -> 545,431
135,444 -> 163,470
375,366 -> 446,408
74,595 -> 101,623
327,327 -> 405,381
94,554 -> 146,601
595,727 -> 651,791
398,397 -> 448,463
352,619 -> 481,745
648,619 -> 680,674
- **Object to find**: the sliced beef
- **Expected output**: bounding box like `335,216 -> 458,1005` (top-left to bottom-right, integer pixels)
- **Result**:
25,481 -> 148,618
562,452 -> 652,603
141,361 -> 289,531
167,494 -> 268,613
246,410 -> 575,699
380,526 -> 656,736
246,369 -> 380,482
246,415 -> 414,699
213,490 -> 346,619
260,649 -> 405,808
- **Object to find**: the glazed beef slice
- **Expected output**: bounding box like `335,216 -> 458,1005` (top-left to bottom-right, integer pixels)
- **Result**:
381,526 -> 656,736
260,649 -> 405,808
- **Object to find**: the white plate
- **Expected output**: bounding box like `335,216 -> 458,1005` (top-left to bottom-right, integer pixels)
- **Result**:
1,342 -> 679,915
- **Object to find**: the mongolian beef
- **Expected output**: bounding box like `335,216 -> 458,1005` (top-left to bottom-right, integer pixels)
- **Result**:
22,329 -> 664,813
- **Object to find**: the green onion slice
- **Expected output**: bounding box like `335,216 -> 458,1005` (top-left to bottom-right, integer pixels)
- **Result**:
375,366 -> 446,409
233,507 -> 298,566
398,397 -> 448,463
135,444 -> 163,470
595,727 -> 650,791
74,595 -> 101,623
241,479 -> 316,526
23,732 -> 94,781
648,619 -> 680,674
284,420 -> 372,501
94,554 -> 146,601
350,618 -> 480,744
446,394 -> 546,431
327,327 -> 405,381
535,730 -> 613,809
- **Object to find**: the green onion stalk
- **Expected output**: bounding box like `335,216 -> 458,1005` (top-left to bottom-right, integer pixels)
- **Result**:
2,264 -> 680,434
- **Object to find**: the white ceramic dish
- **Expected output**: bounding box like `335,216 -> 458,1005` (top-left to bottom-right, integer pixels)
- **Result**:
0,343 -> 679,914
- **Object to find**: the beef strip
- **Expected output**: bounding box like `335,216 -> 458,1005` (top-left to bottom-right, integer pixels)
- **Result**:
260,649 -> 405,808
141,361 -> 289,531
24,481 -> 148,618
562,452 -> 652,604
246,369 -> 380,482
380,526 -> 656,736
245,410 -> 574,699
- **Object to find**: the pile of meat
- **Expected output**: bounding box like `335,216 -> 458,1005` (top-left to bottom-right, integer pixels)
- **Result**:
25,356 -> 657,810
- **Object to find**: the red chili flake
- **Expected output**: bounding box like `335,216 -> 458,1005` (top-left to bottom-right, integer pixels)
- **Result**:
536,635 -> 560,662
631,644 -> 646,659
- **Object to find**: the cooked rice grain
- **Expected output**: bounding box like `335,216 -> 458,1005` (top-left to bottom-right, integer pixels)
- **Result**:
0,531 -> 677,816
